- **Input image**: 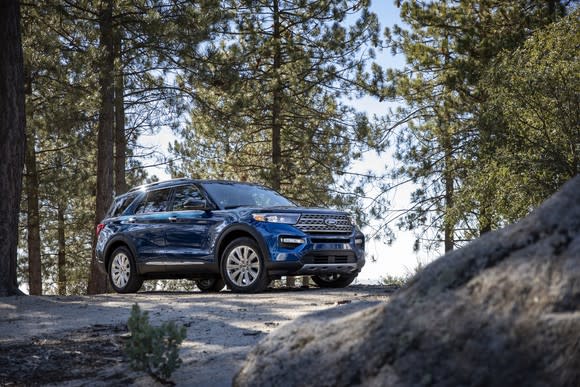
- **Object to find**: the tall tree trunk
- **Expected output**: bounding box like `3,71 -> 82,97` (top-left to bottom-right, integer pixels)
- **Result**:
271,0 -> 293,287
57,202 -> 67,295
114,27 -> 127,195
442,119 -> 454,253
271,0 -> 282,192
443,141 -> 454,253
0,0 -> 26,297
442,29 -> 454,254
87,0 -> 115,294
25,121 -> 42,295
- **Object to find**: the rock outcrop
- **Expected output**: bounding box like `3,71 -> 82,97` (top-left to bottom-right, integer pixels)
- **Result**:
235,176 -> 580,387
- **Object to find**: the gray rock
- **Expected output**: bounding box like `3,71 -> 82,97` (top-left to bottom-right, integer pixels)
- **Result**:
234,176 -> 580,387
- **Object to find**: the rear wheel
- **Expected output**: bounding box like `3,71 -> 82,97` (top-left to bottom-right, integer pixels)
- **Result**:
311,273 -> 357,288
108,246 -> 143,293
196,277 -> 225,292
221,237 -> 269,293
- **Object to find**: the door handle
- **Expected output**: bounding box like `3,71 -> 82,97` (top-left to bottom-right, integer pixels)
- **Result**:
168,217 -> 177,223
127,217 -> 136,224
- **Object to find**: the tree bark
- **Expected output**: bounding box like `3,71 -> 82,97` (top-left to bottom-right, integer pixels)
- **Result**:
442,30 -> 454,254
114,26 -> 127,195
271,0 -> 294,286
57,202 -> 67,295
443,134 -> 454,253
87,0 -> 115,294
0,0 -> 26,297
271,0 -> 282,192
25,119 -> 42,295
441,111 -> 455,253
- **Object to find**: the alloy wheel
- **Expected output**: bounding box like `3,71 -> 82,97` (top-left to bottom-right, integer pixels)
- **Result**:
111,252 -> 131,289
225,245 -> 261,287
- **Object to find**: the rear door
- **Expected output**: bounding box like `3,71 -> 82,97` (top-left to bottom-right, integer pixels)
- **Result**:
164,184 -> 226,264
124,187 -> 173,267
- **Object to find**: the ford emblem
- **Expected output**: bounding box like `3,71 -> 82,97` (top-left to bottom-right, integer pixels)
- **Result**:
325,218 -> 338,226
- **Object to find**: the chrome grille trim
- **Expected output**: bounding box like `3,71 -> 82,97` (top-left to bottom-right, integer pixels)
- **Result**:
295,214 -> 353,234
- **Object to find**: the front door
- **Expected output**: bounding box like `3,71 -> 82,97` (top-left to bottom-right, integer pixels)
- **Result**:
164,184 -> 225,265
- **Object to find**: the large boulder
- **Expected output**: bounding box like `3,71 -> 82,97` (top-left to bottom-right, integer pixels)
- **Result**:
235,176 -> 580,387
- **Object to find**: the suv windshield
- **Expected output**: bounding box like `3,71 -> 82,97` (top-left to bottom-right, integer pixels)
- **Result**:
201,182 -> 295,209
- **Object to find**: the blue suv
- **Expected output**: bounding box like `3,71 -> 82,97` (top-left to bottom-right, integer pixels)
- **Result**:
96,179 -> 365,293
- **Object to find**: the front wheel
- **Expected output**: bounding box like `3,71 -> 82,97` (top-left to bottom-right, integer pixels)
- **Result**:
220,237 -> 269,293
311,273 -> 357,288
108,246 -> 143,293
196,277 -> 225,292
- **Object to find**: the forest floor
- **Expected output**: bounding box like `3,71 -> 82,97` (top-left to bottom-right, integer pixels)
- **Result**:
0,285 -> 395,386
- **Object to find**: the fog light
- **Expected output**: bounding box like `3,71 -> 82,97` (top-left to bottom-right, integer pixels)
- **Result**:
280,237 -> 305,245
355,238 -> 364,245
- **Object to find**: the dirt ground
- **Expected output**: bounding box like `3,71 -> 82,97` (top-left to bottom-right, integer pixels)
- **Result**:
0,285 -> 395,386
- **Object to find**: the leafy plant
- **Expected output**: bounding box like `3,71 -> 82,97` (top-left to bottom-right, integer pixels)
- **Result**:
380,274 -> 410,288
125,303 -> 187,383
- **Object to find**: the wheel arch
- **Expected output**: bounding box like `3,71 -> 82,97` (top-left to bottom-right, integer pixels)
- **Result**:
215,224 -> 271,268
103,237 -> 137,273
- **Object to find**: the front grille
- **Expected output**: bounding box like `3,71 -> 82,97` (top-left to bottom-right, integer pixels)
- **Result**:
295,214 -> 353,234
311,238 -> 350,244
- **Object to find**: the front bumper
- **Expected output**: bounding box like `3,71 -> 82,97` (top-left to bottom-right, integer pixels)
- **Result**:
259,224 -> 366,276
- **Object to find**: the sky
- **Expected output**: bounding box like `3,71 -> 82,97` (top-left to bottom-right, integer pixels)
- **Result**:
138,1 -> 441,283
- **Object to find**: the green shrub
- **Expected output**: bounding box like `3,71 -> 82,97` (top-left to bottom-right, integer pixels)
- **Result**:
380,274 -> 409,288
125,303 -> 187,382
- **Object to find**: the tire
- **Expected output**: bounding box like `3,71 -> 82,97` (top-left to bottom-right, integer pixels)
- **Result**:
108,246 -> 143,293
311,273 -> 357,288
196,277 -> 225,292
220,237 -> 269,293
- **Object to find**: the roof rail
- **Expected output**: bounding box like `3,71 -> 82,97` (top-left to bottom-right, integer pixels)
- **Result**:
126,177 -> 192,193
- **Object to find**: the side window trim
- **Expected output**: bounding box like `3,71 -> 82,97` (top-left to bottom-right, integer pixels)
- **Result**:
107,192 -> 139,218
134,187 -> 174,214
169,184 -> 206,212
126,191 -> 147,215
196,183 -> 218,209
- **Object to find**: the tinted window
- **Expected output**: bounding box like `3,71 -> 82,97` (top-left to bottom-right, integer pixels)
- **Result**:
134,188 -> 172,214
107,193 -> 138,218
201,183 -> 295,209
172,185 -> 205,211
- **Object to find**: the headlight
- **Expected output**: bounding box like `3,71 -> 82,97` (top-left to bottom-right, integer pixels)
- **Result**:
252,213 -> 300,224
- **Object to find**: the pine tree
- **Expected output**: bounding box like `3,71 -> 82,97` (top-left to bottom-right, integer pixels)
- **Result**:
381,0 -> 571,252
0,0 -> 26,297
87,0 -> 230,293
21,0 -> 100,294
475,9 -> 579,222
170,0 -> 380,207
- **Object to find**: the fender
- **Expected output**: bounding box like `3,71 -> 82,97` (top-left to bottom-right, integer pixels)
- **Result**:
214,223 -> 272,264
103,234 -> 139,270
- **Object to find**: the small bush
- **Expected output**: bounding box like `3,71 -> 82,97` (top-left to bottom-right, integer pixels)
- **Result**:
125,303 -> 187,383
380,274 -> 410,288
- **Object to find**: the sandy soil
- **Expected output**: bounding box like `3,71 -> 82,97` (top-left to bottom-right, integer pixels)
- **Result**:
0,285 -> 395,386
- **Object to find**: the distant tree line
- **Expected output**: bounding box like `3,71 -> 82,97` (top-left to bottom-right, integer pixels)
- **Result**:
0,0 -> 576,296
